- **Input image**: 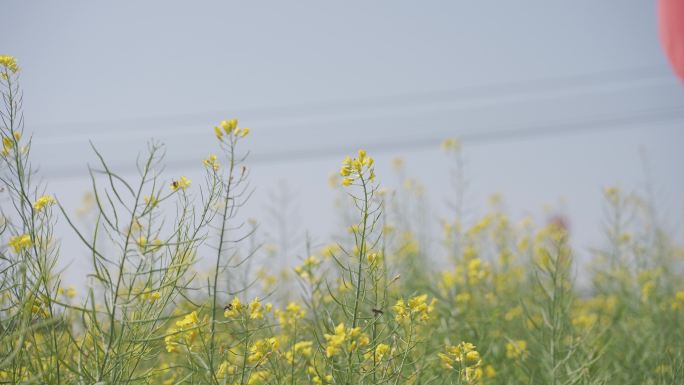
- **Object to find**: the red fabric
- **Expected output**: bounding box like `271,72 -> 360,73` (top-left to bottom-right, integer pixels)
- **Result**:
659,0 -> 684,81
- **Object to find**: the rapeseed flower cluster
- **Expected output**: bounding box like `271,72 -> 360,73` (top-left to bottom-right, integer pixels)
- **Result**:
284,340 -> 313,364
248,297 -> 272,320
294,255 -> 320,283
30,297 -> 49,318
671,291 -> 684,310
393,294 -> 437,322
202,153 -> 220,171
224,296 -> 272,320
248,337 -> 279,364
275,302 -> 306,328
170,176 -> 191,191
57,286 -> 77,299
308,367 -> 334,385
164,311 -> 201,353
0,55 -> 18,73
216,361 -> 237,379
339,149 -> 375,186
140,288 -> 161,303
214,118 -> 249,142
324,322 -> 370,358
246,370 -> 269,385
363,343 -> 391,363
505,340 -> 528,360
1,132 -> 21,157
441,137 -> 461,152
144,194 -> 159,208
8,234 -> 32,253
367,251 -> 382,269
3,64 -> 684,385
438,342 -> 483,384
33,195 -> 56,211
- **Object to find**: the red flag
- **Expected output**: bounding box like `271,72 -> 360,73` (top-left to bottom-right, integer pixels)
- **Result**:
659,0 -> 684,81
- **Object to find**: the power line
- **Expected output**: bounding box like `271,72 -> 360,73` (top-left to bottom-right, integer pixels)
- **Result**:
42,105 -> 684,179
33,74 -> 677,146
33,66 -> 672,140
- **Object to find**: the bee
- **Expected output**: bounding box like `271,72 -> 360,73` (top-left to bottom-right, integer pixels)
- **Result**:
171,180 -> 179,190
372,308 -> 383,316
224,303 -> 233,311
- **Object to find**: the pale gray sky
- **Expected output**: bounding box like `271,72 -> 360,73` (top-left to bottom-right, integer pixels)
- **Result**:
2,1 -> 683,285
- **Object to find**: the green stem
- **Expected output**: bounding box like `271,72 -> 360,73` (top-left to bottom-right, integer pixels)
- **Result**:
210,136 -> 237,383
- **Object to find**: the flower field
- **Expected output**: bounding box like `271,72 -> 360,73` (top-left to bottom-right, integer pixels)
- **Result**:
1,56 -> 683,385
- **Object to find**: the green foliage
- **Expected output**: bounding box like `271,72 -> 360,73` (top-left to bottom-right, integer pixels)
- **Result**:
1,56 -> 682,385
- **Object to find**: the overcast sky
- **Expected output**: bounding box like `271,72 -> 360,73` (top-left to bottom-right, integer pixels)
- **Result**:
2,1 -> 683,285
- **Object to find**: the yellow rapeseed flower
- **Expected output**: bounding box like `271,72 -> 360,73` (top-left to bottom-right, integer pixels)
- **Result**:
285,340 -> 314,364
393,294 -> 436,322
364,343 -> 391,362
144,195 -> 159,207
248,337 -> 279,364
215,119 -> 249,141
165,311 -> 201,353
324,322 -> 369,358
0,55 -> 19,73
670,291 -> 684,310
170,176 -> 191,191
8,234 -> 32,253
216,361 -> 237,378
224,296 -> 243,318
248,297 -> 271,319
220,119 -> 238,134
66,286 -> 77,299
438,341 -> 482,381
339,149 -> 376,186
275,302 -> 306,327
203,154 -> 220,171
33,195 -> 56,211
505,340 -> 528,360
137,236 -> 147,248
214,126 -> 224,141
1,134 -> 18,157
441,137 -> 461,152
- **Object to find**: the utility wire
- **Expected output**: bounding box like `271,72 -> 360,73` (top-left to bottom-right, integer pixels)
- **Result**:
42,105 -> 684,179
33,66 -> 672,139
32,74 -> 677,145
